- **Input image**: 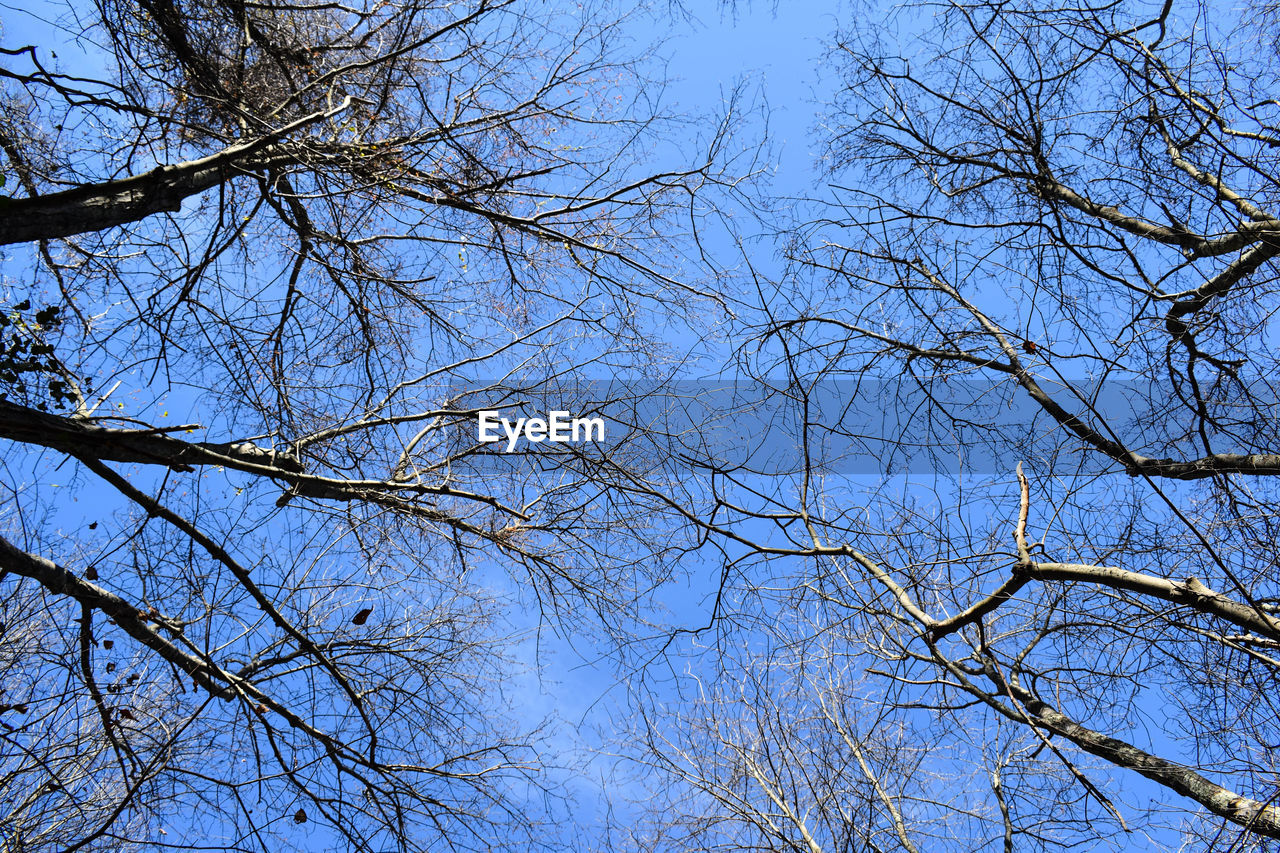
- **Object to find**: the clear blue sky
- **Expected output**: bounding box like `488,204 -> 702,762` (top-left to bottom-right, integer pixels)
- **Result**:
0,1 -> 1210,849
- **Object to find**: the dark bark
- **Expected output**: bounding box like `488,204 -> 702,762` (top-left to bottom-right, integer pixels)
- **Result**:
1003,679 -> 1280,839
0,102 -> 346,245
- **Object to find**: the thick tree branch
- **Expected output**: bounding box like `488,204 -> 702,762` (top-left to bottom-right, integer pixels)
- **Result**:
0,100 -> 356,245
1003,679 -> 1280,839
0,532 -> 230,696
0,400 -> 528,520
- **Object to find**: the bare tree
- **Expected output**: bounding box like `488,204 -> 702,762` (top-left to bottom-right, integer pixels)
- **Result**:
0,0 -> 744,849
622,0 -> 1280,850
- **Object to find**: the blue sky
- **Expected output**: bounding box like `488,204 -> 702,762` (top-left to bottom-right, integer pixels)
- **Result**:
0,2 -> 837,846
1,0 -> 1260,849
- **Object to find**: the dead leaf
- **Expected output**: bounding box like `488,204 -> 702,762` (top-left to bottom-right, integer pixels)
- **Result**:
352,607 -> 372,626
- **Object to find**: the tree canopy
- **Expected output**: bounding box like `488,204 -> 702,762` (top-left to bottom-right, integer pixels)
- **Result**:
625,1 -> 1280,850
5,0 -> 1280,851
0,0 -> 739,848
